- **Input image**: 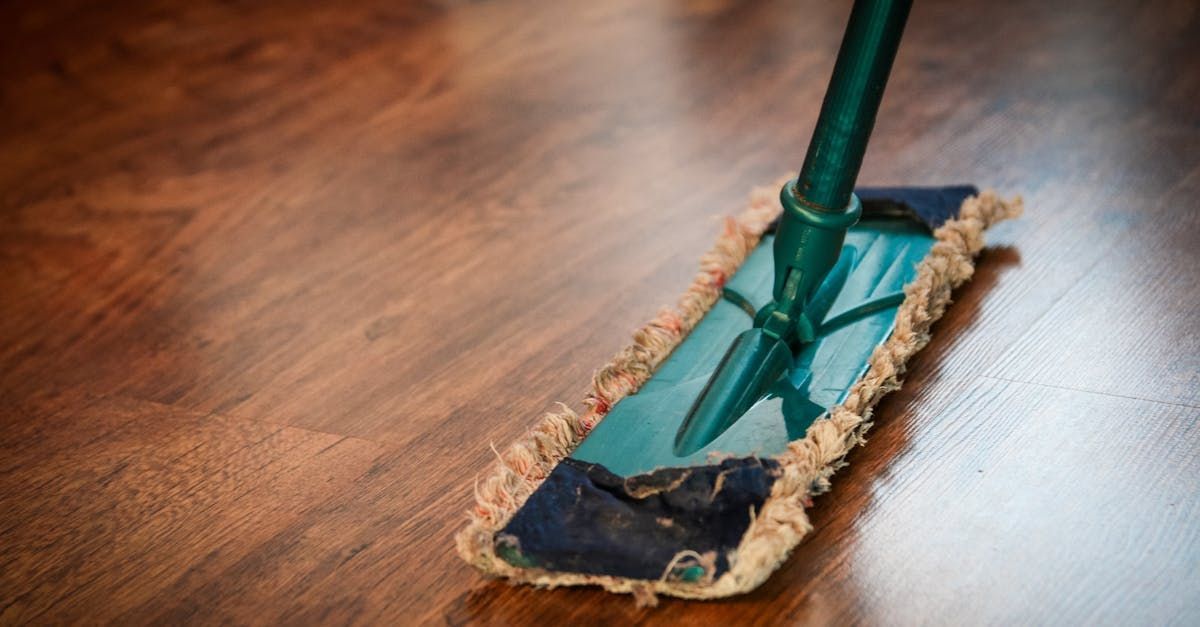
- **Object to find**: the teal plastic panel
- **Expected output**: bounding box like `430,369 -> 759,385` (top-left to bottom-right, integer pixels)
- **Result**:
571,219 -> 934,477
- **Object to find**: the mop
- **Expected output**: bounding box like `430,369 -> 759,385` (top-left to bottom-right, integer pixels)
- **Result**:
456,0 -> 1022,604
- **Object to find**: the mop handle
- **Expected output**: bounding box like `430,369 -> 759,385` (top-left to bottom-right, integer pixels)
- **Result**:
795,0 -> 913,211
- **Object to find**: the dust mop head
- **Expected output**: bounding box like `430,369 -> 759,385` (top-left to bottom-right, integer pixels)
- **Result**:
456,179 -> 1022,604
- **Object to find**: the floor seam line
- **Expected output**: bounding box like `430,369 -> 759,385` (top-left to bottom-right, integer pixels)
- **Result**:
979,375 -> 1200,410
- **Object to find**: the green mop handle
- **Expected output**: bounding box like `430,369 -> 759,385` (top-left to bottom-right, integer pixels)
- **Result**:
761,0 -> 912,347
797,0 -> 912,209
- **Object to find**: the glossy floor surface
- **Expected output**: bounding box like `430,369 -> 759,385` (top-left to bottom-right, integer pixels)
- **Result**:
2,0 -> 1198,624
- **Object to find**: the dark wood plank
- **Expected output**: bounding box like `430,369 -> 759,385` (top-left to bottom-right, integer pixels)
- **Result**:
1,0 -> 1197,623
0,396 -> 384,624
989,167 -> 1200,405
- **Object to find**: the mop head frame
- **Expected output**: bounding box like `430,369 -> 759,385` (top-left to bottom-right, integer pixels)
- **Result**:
456,179 -> 1022,605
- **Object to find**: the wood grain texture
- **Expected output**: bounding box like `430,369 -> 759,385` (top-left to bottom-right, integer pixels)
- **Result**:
1,0 -> 1197,624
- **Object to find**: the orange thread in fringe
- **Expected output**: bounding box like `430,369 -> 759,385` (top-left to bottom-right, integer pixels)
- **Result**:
708,268 -> 728,288
659,311 -> 683,334
587,395 -> 610,414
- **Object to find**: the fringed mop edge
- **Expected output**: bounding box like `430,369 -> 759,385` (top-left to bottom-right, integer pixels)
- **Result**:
455,180 -> 1023,606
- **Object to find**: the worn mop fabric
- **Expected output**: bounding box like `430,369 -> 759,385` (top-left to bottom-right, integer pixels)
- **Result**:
456,178 -> 1022,605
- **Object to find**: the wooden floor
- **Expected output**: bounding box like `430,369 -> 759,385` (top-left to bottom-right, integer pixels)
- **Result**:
2,0 -> 1197,624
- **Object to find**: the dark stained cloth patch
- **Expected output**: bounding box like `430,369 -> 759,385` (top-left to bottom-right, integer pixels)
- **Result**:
857,185 -> 978,229
496,456 -> 781,581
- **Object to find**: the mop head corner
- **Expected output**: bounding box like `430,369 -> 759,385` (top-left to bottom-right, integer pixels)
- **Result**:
455,178 -> 1023,606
